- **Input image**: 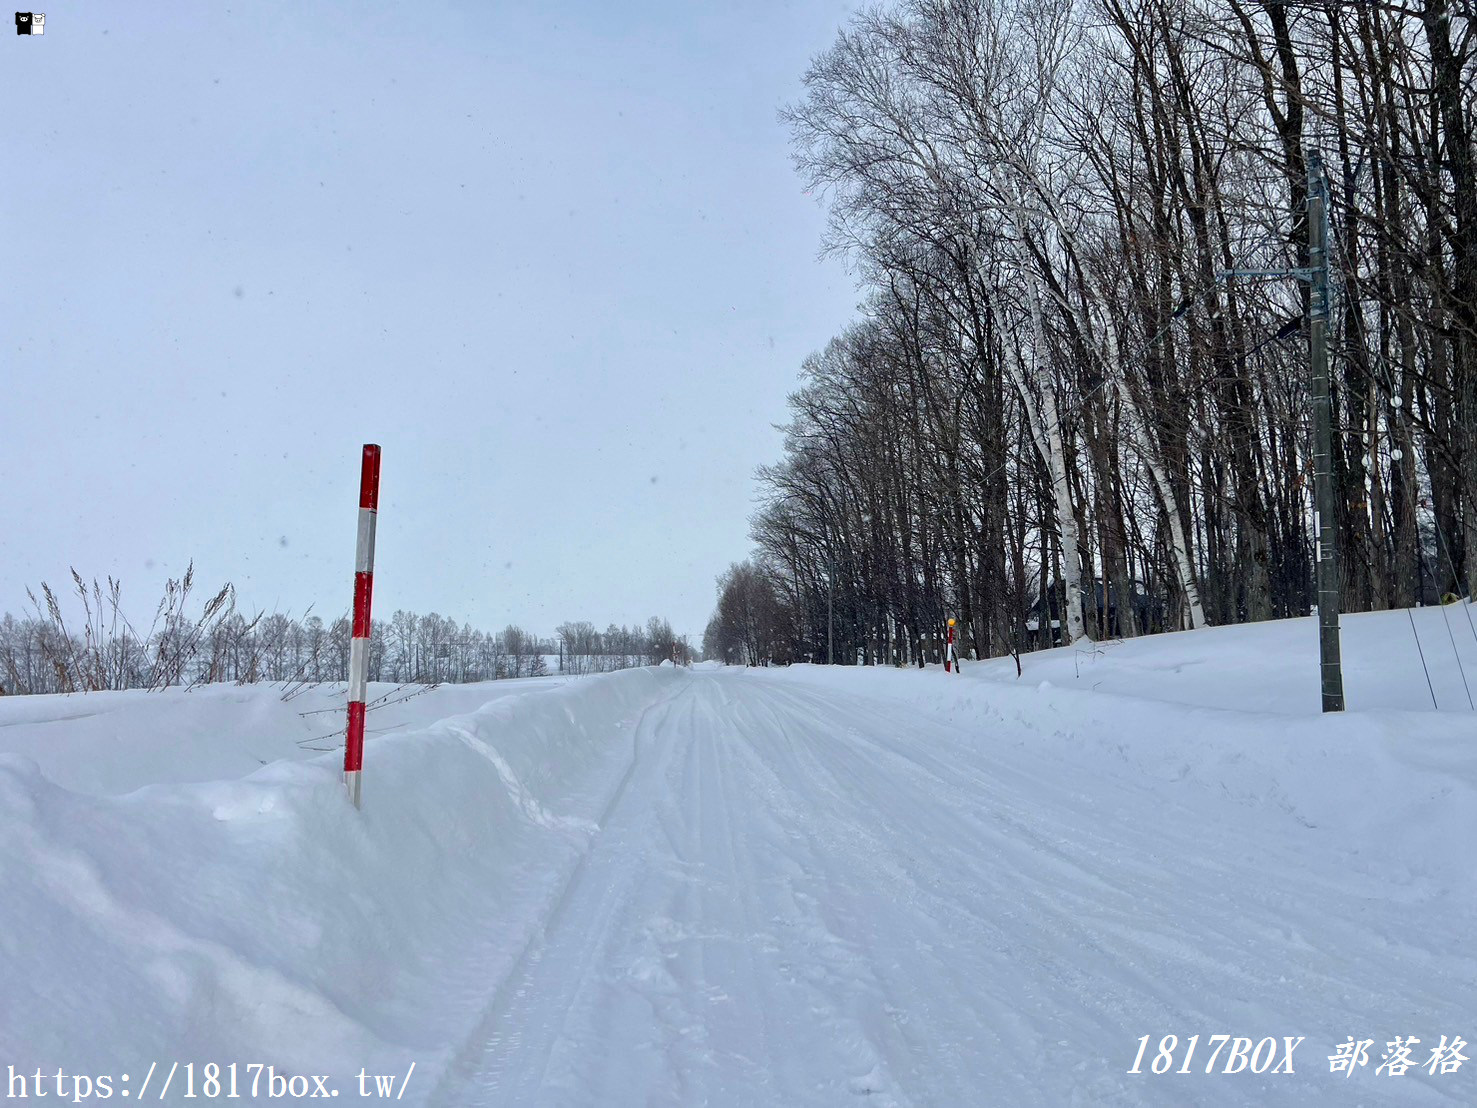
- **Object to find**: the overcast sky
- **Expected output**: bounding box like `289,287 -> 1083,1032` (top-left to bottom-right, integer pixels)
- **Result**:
2,0 -> 861,642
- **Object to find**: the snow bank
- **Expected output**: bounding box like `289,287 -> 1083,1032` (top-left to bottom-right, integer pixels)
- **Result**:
0,666 -> 689,1096
777,661 -> 1476,871
772,605 -> 1477,954
0,677 -> 570,796
959,603 -> 1477,714
777,608 -> 1477,823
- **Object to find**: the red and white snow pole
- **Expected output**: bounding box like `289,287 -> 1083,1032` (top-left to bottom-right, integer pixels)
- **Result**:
945,617 -> 958,673
344,444 -> 380,808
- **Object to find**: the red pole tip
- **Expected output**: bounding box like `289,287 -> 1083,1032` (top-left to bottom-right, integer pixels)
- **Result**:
359,444 -> 382,510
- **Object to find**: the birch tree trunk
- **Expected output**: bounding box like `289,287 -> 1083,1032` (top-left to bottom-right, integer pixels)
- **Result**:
1001,297 -> 1090,644
998,153 -> 1209,632
1089,305 -> 1209,630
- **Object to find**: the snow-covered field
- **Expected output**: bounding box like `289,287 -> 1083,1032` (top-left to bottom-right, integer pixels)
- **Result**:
1,606 -> 1473,1105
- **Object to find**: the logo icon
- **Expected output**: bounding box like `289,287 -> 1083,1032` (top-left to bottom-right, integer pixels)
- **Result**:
15,11 -> 42,34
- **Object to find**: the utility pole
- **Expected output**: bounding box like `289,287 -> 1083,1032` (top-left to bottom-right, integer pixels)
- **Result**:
827,553 -> 835,665
1220,150 -> 1346,712
1308,151 -> 1346,712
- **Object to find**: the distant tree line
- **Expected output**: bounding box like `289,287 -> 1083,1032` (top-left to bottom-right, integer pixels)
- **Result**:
711,0 -> 1476,667
554,617 -> 693,674
0,566 -> 693,695
703,563 -> 793,667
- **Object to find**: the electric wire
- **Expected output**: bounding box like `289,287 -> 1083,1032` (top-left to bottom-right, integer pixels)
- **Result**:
1406,608 -> 1440,710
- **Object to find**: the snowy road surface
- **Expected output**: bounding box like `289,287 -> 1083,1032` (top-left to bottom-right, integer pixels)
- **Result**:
431,666 -> 1471,1106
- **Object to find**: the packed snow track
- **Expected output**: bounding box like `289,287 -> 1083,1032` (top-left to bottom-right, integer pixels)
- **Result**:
429,665 -> 1470,1106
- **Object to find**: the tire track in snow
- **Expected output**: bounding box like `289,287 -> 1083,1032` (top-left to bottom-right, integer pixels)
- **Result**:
735,682 -> 1304,1053
423,681 -> 692,1105
431,669 -> 1462,1106
734,674 -> 1463,1106
439,674 -> 926,1106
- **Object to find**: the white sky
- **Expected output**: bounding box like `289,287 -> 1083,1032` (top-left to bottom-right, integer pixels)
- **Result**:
2,0 -> 860,642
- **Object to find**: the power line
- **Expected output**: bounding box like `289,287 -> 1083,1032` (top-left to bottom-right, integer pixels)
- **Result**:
1406,609 -> 1439,710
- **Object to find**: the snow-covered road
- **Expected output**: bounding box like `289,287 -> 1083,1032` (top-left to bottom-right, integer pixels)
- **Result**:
432,666 -> 1470,1106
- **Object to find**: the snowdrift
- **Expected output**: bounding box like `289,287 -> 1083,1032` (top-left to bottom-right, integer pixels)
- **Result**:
775,605 -> 1477,904
777,657 -> 1477,888
0,667 -> 690,1094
